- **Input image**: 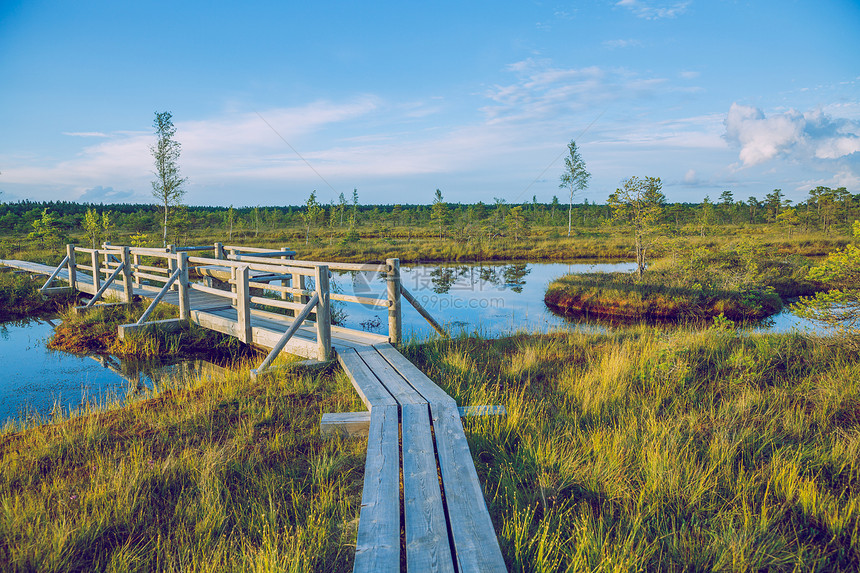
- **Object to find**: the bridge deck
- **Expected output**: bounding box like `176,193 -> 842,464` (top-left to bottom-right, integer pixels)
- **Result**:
341,343 -> 506,572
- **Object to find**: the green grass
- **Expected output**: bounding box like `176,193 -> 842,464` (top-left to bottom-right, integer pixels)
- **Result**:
0,272 -> 78,320
0,357 -> 366,572
543,245 -> 818,323
404,328 -> 860,571
48,301 -> 259,364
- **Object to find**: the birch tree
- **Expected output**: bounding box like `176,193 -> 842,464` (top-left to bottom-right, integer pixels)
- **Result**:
559,140 -> 590,238
151,111 -> 186,248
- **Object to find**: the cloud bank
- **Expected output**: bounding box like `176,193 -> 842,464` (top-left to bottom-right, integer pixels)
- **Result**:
724,102 -> 860,168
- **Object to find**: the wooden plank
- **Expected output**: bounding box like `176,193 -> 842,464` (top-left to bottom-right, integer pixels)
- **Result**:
402,402 -> 456,573
430,404 -> 507,573
320,411 -> 371,438
374,343 -> 457,407
337,348 -> 396,410
356,346 -> 424,406
354,403 -> 400,573
289,258 -> 388,273
374,343 -> 506,572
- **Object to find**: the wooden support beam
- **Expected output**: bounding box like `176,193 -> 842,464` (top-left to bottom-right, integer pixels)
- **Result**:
120,246 -> 133,303
117,318 -> 184,340
136,268 -> 181,325
236,265 -> 252,344
39,255 -> 69,292
321,405 -> 507,437
387,258 -> 402,345
85,261 -> 125,307
314,265 -> 332,362
250,293 -> 319,380
92,250 -> 101,291
66,244 -> 77,291
401,285 -> 448,338
177,252 -> 190,320
320,411 -> 371,437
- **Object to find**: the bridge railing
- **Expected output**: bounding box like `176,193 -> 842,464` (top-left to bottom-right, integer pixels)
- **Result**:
59,243 -> 446,362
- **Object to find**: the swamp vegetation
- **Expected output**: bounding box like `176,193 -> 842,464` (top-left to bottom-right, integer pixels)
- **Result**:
1,195 -> 859,570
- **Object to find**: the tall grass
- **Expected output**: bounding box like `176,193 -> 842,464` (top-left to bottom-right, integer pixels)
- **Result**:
404,328 -> 860,571
0,357 -> 366,572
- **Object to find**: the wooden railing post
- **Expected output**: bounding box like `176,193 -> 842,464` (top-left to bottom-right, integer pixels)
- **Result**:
314,265 -> 332,361
121,246 -> 133,303
132,250 -> 141,287
92,249 -> 101,291
387,258 -> 402,345
236,265 -> 252,344
66,244 -> 77,291
167,244 -> 177,290
214,242 -> 225,260
280,247 -> 291,303
178,252 -> 190,320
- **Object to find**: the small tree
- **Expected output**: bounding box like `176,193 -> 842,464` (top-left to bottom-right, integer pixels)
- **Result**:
559,140 -> 591,238
151,111 -> 187,248
793,221 -> 860,345
431,189 -> 451,239
28,209 -> 64,246
83,207 -> 101,248
301,191 -> 323,245
608,176 -> 665,278
504,205 -> 529,242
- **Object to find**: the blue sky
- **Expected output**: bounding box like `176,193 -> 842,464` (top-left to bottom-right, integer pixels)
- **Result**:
1,0 -> 858,207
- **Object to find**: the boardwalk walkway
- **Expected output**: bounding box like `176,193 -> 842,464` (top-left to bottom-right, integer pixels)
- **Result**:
2,244 -> 507,571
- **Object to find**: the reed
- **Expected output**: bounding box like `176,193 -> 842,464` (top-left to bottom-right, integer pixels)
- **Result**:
0,356 -> 366,572
404,327 -> 860,571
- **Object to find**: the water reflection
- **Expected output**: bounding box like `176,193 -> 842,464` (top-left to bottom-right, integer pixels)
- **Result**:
422,263 -> 533,294
333,261 -> 819,340
0,318 -> 224,425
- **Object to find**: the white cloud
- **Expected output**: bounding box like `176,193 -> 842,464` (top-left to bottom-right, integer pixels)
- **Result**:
724,103 -> 860,167
724,103 -> 804,166
616,0 -> 690,20
483,59 -> 678,125
62,132 -> 109,138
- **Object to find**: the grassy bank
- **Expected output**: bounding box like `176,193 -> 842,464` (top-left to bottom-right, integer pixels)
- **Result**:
0,357 -> 366,572
1,322 -> 859,570
544,246 -> 817,322
405,328 -> 860,571
47,302 -> 259,364
0,271 -> 78,321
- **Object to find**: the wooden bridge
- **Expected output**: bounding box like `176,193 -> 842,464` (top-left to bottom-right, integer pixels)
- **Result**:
1,243 -> 507,572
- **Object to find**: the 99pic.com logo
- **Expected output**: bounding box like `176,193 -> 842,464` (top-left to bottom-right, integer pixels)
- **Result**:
352,269 -> 389,309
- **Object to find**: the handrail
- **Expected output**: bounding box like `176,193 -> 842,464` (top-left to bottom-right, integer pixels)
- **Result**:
39,255 -> 70,292
250,293 -> 320,379
86,262 -> 126,307
286,258 -> 388,273
136,268 -> 182,324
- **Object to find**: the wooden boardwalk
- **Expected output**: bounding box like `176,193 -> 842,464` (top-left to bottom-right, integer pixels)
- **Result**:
2,244 -> 507,572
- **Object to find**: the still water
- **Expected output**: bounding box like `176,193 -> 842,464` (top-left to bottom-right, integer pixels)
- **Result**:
0,261 -> 816,424
0,318 -> 222,425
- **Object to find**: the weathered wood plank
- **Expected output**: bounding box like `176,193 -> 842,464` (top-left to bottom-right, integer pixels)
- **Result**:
356,346 -> 424,406
374,343 -> 457,407
337,348 -> 397,410
431,404 -> 507,572
402,402 -> 456,573
353,404 -> 400,573
320,411 -> 371,438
